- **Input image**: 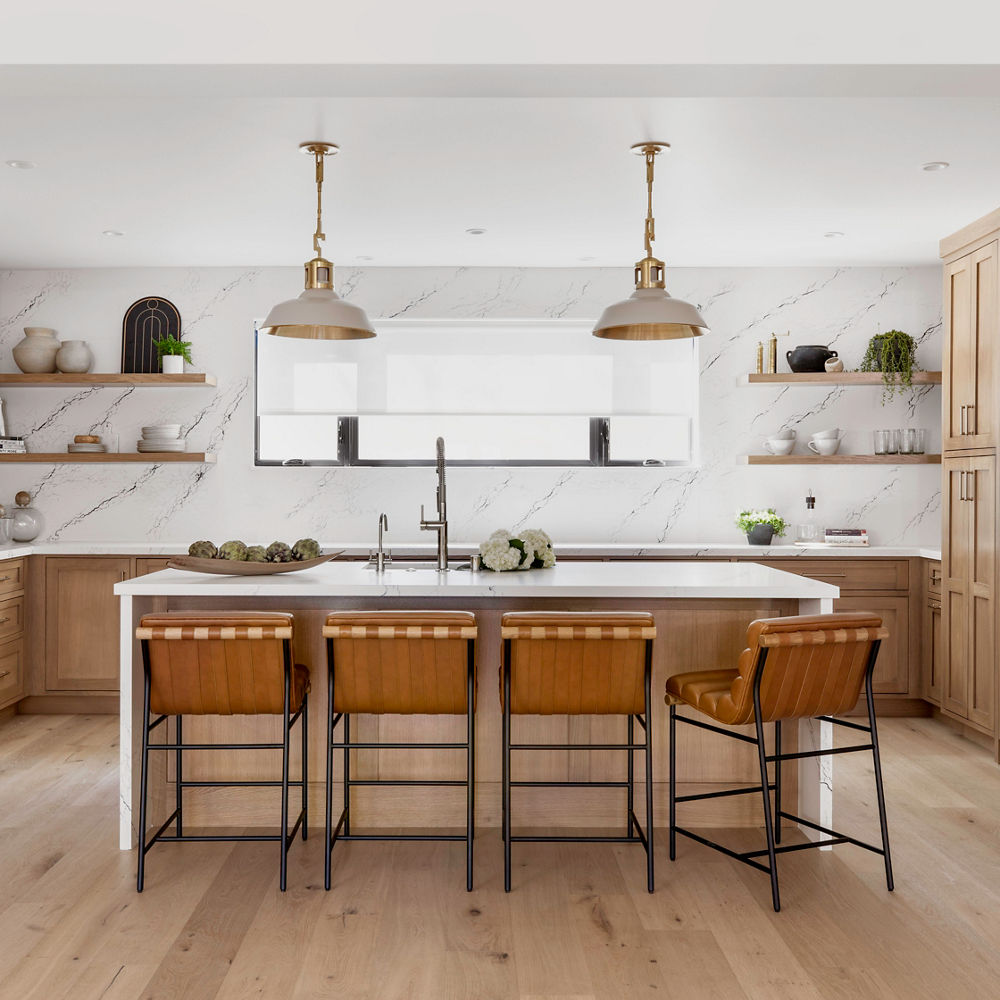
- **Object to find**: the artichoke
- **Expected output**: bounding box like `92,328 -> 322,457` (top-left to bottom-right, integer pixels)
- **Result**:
188,540 -> 218,559
266,541 -> 294,563
245,545 -> 268,562
218,540 -> 248,561
292,538 -> 322,561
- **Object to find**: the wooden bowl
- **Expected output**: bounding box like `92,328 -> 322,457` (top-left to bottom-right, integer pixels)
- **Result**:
166,552 -> 342,575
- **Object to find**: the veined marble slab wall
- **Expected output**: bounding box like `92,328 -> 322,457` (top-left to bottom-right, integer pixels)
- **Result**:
0,266 -> 941,545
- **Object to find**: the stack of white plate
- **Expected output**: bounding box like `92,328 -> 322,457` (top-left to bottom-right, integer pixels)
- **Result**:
137,424 -> 186,453
67,442 -> 107,454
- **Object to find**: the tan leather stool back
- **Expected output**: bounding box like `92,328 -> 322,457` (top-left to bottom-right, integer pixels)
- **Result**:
323,611 -> 477,714
501,612 -> 655,715
727,613 -> 889,725
137,612 -> 306,716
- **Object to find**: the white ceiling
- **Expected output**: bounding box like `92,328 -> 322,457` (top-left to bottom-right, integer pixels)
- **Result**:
2,68 -> 1000,269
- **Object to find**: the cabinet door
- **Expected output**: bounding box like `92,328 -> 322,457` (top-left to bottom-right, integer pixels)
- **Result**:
968,454 -> 996,733
924,597 -> 942,706
833,595 -> 909,694
134,558 -> 172,577
45,557 -> 131,692
944,242 -> 998,451
942,457 -> 972,718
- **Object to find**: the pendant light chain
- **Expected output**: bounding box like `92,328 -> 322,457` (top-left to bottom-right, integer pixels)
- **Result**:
644,147 -> 656,259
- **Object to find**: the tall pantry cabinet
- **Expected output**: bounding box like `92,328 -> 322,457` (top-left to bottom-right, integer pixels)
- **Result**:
940,209 -> 1000,761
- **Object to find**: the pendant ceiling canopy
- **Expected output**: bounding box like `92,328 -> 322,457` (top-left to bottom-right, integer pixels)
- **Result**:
261,142 -> 376,341
593,142 -> 709,341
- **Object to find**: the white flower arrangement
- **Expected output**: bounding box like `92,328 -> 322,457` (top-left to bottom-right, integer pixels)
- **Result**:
479,528 -> 556,571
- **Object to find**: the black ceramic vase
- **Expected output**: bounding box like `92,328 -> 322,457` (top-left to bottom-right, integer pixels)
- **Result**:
786,345 -> 837,372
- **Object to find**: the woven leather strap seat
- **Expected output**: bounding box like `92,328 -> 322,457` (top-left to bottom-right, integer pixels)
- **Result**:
501,611 -> 656,715
137,611 -> 309,716
323,611 -> 477,714
665,612 -> 888,725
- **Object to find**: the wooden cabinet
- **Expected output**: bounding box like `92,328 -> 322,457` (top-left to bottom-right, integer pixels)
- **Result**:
0,558 -> 26,710
44,557 -> 131,692
943,242 -> 998,451
941,454 -> 996,734
923,561 -> 942,706
135,557 -> 172,577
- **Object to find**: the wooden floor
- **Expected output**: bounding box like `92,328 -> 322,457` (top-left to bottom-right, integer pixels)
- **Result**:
0,715 -> 998,1000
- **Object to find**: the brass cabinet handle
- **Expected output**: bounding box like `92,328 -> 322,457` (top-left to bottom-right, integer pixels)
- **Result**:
930,570 -> 941,583
0,616 -> 8,624
927,599 -> 942,611
967,403 -> 976,434
0,670 -> 9,680
960,405 -> 967,435
967,470 -> 976,503
806,573 -> 847,579
0,575 -> 9,583
959,470 -> 967,501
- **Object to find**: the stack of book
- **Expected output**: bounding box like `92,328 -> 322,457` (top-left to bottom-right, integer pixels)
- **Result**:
0,437 -> 26,455
823,528 -> 869,547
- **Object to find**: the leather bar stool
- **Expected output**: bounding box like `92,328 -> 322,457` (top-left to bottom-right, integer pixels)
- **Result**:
322,611 -> 477,890
500,611 -> 656,893
135,612 -> 310,892
666,612 -> 894,912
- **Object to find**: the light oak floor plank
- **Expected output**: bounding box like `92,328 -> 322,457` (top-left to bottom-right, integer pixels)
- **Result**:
0,714 -> 998,1000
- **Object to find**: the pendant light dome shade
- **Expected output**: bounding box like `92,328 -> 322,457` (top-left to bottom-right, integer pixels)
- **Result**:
593,142 -> 708,341
261,142 -> 376,341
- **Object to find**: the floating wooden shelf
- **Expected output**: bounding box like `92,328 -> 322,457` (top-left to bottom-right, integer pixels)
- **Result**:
740,372 -> 941,385
741,454 -> 941,465
0,453 -> 216,464
0,372 -> 217,387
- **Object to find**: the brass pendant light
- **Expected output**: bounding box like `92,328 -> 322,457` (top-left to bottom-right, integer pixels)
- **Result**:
261,142 -> 376,341
593,142 -> 708,341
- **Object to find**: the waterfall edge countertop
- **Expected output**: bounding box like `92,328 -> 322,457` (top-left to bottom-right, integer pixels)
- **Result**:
115,559 -> 841,599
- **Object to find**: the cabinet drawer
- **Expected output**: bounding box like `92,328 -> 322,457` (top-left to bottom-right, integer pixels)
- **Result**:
752,559 -> 909,592
926,560 -> 942,597
0,638 -> 23,707
0,594 -> 23,640
0,559 -> 24,596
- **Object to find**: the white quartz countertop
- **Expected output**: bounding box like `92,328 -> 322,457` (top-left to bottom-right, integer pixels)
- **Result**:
115,559 -> 840,600
3,541 -> 942,560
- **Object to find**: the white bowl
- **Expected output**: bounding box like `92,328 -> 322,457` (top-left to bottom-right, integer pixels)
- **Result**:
811,428 -> 841,440
141,424 -> 181,439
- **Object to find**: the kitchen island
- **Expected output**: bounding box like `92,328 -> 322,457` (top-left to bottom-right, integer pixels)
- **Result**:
115,560 -> 838,851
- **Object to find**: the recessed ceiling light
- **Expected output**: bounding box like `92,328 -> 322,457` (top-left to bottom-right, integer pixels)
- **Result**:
6,159 -> 35,169
102,229 -> 125,238
823,231 -> 845,239
922,161 -> 950,172
465,228 -> 487,236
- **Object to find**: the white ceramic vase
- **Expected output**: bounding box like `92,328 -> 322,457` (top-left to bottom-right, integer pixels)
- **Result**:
161,354 -> 185,374
55,339 -> 94,374
12,327 -> 60,373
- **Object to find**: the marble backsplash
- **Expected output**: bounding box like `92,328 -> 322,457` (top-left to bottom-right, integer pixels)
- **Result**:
0,265 -> 942,546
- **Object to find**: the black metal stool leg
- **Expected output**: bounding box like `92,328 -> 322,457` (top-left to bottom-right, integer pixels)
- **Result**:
627,714 -> 636,839
865,661 -> 894,891
325,653 -> 335,890
301,692 -> 308,841
774,719 -> 782,846
136,666 -> 152,893
643,643 -> 654,893
503,640 -> 512,893
466,640 -> 475,892
753,681 -> 780,912
669,704 -> 676,862
343,714 -> 351,838
175,715 -> 183,837
280,666 -> 291,892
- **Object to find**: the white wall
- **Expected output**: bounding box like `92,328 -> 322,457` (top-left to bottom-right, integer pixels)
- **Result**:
0,265 -> 942,546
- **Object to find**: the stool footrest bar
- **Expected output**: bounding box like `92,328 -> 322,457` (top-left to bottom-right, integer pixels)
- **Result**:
778,812 -> 887,855
675,783 -> 773,803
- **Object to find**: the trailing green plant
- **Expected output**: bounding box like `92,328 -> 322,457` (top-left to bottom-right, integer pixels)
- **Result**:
155,333 -> 194,364
735,508 -> 787,537
858,330 -> 918,402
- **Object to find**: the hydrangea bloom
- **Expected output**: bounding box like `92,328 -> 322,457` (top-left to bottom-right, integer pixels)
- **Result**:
479,527 -> 556,571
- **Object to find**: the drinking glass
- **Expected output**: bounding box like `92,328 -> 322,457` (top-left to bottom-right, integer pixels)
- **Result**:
912,429 -> 926,454
873,430 -> 890,455
899,428 -> 914,454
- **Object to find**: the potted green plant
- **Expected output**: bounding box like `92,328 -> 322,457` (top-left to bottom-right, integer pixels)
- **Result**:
858,330 -> 918,402
736,508 -> 787,546
155,333 -> 194,375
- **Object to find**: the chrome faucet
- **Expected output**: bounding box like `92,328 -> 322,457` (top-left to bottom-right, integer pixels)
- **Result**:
420,436 -> 449,571
374,512 -> 391,572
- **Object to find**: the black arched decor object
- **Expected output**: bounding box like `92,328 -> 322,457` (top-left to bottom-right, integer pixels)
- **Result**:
121,297 -> 182,373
